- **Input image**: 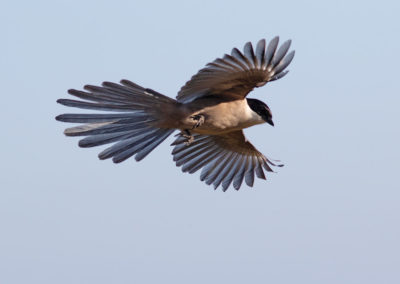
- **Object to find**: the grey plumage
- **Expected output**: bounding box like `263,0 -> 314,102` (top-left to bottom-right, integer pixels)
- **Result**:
56,80 -> 175,163
264,36 -> 279,67
271,40 -> 292,68
56,36 -> 294,191
171,131 -> 282,191
274,50 -> 296,75
176,37 -> 295,103
243,42 -> 256,68
255,39 -> 266,67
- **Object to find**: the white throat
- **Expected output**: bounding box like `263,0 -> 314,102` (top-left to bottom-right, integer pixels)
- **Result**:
244,101 -> 265,125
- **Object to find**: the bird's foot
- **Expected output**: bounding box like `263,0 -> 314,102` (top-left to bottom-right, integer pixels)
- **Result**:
182,129 -> 194,145
173,115 -> 204,146
190,114 -> 205,129
173,129 -> 194,146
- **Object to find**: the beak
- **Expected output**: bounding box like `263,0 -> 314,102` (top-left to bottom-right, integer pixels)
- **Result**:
267,119 -> 274,127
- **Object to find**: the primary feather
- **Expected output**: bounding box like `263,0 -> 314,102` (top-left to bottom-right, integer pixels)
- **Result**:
176,36 -> 295,103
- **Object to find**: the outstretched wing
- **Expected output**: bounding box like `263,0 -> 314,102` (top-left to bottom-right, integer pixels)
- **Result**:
171,131 -> 283,191
176,36 -> 295,103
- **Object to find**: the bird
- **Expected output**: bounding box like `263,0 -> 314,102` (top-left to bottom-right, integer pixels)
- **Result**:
56,36 -> 295,191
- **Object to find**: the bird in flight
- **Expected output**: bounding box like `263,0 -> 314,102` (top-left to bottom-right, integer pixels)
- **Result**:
56,36 -> 295,191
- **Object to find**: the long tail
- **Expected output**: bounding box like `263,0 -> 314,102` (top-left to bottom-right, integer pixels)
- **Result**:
56,80 -> 176,163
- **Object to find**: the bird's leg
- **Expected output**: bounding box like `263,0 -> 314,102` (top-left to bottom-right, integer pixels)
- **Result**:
174,115 -> 205,146
190,114 -> 205,129
184,115 -> 204,145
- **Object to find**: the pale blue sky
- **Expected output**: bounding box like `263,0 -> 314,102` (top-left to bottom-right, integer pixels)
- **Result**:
1,0 -> 399,283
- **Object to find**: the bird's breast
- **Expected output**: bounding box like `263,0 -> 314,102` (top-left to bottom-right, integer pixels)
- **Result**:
183,99 -> 264,135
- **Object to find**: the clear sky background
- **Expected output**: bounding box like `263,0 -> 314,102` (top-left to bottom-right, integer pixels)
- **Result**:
1,0 -> 399,283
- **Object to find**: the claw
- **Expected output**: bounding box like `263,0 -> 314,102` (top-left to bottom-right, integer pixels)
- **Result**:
182,129 -> 194,145
172,129 -> 195,146
183,135 -> 194,145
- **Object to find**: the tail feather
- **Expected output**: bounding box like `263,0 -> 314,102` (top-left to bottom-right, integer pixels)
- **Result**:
57,98 -> 135,112
56,113 -> 140,123
68,88 -> 129,104
66,122 -> 153,137
64,117 -> 156,137
56,80 -> 175,163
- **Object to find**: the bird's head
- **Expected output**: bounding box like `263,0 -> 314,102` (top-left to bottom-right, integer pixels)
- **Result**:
247,98 -> 274,126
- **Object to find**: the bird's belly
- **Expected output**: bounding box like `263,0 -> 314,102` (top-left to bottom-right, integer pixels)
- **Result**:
192,116 -> 255,134
187,100 -> 263,135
